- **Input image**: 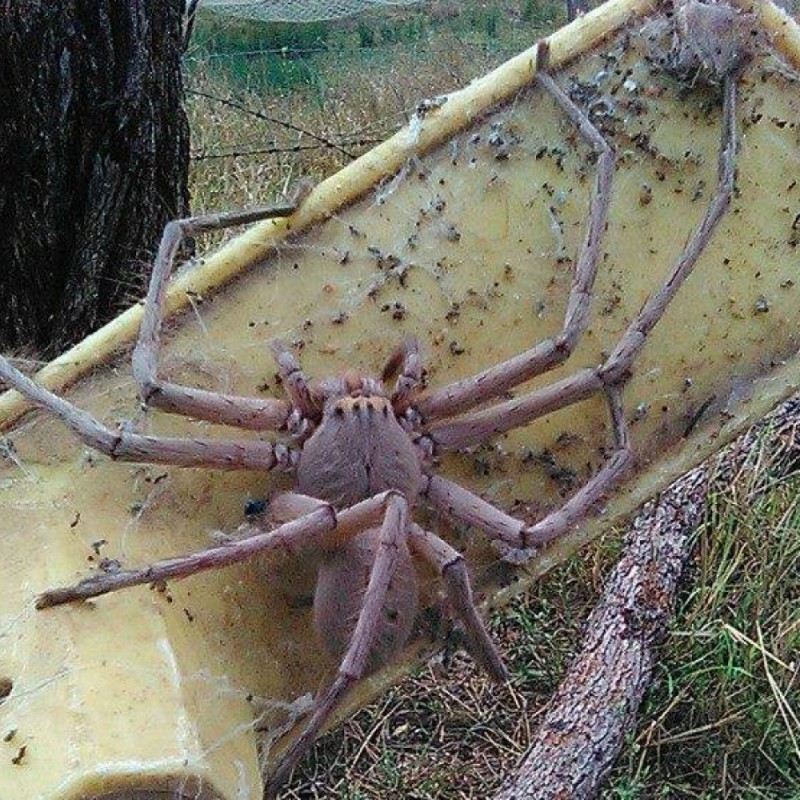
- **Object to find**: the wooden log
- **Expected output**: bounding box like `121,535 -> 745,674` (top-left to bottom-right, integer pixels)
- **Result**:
494,396 -> 800,800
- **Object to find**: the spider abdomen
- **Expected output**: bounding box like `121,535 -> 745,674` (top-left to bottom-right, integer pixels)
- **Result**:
313,529 -> 418,675
297,394 -> 423,508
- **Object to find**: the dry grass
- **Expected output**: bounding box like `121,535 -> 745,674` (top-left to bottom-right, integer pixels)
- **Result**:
186,3 -> 565,213
278,548 -> 615,799
186,5 -> 800,798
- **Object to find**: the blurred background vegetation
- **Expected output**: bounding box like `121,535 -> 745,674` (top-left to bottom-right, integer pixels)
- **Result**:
185,0 -> 568,217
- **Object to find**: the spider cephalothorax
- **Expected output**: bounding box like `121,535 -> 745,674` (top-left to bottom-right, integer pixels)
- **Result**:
0,21 -> 745,797
273,340 -> 428,508
297,392 -> 424,507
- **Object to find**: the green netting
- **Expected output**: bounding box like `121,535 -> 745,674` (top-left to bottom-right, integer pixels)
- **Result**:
198,0 -> 425,23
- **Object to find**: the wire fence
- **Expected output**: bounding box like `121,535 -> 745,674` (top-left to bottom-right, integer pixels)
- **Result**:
184,0 -> 567,209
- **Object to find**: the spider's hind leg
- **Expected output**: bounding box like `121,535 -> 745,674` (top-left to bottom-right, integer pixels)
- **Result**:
264,492 -> 410,798
408,523 -> 507,681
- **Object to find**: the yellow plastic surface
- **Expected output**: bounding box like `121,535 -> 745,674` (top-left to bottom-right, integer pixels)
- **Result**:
1,1 -> 799,797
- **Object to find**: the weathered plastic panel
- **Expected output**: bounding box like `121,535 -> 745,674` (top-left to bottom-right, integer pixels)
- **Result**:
1,1 -> 799,797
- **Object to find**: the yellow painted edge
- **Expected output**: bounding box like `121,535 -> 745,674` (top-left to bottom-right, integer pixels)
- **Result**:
0,0 -> 658,429
753,0 -> 800,68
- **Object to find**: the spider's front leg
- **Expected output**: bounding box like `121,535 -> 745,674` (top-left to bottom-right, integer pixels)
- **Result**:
0,354 -> 295,471
418,41 -> 616,422
425,385 -> 631,553
132,180 -> 313,430
599,73 -> 737,387
422,73 -> 738,556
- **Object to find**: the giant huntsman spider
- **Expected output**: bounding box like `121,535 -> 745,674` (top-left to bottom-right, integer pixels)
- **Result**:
0,4 -> 746,795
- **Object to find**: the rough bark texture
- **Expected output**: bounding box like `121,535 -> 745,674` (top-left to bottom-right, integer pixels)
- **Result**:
0,1 -> 189,356
494,397 -> 800,800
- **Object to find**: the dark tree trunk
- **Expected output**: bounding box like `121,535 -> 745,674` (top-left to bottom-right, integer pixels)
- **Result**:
0,1 -> 189,356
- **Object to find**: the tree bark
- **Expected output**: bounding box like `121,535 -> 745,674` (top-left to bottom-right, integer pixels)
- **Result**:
0,0 -> 189,356
494,397 -> 800,800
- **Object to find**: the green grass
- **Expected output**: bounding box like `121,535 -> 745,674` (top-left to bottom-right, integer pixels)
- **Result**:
188,0 -> 566,94
605,463 -> 800,798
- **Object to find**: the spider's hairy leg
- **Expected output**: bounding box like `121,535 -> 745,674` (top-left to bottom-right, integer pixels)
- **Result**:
425,74 -> 738,451
424,473 -> 530,548
426,367 -> 605,451
269,339 -> 323,421
600,74 -> 738,385
423,77 -> 737,556
417,42 -> 615,422
385,337 -> 423,412
521,384 -> 630,547
35,490 -> 404,609
425,386 -> 630,552
264,493 -> 409,799
36,504 -> 336,609
0,354 -> 292,470
408,523 -> 507,681
132,181 -> 313,431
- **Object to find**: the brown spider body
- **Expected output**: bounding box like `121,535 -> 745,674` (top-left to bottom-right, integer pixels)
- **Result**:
644,0 -> 756,85
297,389 -> 424,674
297,393 -> 424,508
314,528 -> 419,675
